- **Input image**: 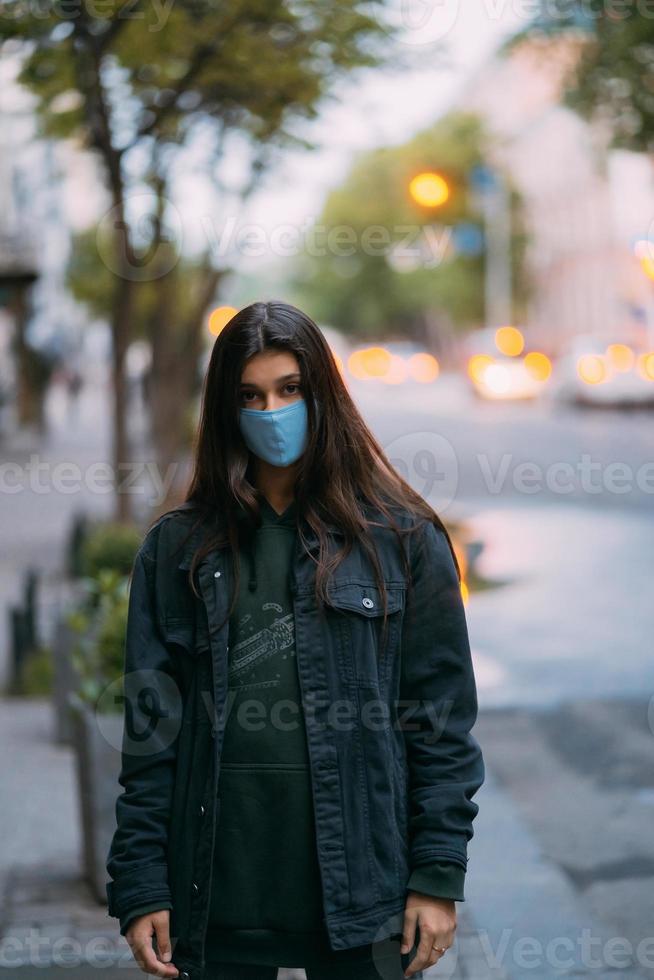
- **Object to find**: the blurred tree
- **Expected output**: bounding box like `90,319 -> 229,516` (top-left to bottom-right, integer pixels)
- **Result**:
513,3 -> 654,153
66,223 -> 225,501
291,112 -> 528,352
0,0 -> 401,519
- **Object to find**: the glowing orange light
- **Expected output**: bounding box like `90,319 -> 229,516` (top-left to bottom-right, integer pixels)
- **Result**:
605,343 -> 634,372
364,347 -> 392,378
634,240 -> 654,280
348,350 -> 368,380
208,306 -> 238,335
523,351 -> 552,381
467,354 -> 494,383
640,256 -> 654,281
460,579 -> 469,604
347,347 -> 392,380
636,351 -> 654,380
453,542 -> 467,580
495,326 -> 524,357
577,354 -> 607,385
408,172 -> 450,208
407,352 -> 440,383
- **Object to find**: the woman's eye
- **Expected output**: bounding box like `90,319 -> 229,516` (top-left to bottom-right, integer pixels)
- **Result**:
240,385 -> 301,404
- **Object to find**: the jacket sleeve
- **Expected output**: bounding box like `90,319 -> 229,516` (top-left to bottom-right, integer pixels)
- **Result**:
407,861 -> 465,901
399,518 -> 485,876
105,539 -> 184,924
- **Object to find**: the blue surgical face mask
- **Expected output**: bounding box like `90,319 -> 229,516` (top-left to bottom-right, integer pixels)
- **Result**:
238,398 -> 317,467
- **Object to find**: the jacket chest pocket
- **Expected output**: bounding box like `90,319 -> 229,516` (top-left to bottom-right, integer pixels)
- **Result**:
161,618 -> 196,656
324,581 -> 405,689
160,597 -> 213,731
161,589 -> 212,658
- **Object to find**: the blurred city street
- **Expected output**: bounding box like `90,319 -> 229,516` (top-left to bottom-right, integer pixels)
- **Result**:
2,1 -> 654,976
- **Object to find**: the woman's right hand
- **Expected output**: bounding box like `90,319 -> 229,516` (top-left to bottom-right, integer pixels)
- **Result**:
125,909 -> 180,978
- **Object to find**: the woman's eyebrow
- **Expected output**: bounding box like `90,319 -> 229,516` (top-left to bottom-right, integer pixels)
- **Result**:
239,373 -> 302,388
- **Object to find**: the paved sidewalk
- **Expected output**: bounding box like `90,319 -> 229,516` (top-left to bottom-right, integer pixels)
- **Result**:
461,765 -> 651,979
0,696 -> 482,978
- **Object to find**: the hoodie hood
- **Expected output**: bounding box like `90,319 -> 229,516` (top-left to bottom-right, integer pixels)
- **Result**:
244,496 -> 298,592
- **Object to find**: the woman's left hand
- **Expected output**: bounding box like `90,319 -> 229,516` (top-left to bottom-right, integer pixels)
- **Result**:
400,891 -> 456,977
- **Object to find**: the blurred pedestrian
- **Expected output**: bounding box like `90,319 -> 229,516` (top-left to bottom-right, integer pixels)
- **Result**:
65,365 -> 83,420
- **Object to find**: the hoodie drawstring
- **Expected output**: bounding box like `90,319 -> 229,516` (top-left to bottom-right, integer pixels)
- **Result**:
247,531 -> 258,592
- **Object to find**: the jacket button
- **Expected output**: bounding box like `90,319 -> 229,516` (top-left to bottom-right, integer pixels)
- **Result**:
192,882 -> 199,893
214,570 -> 221,578
362,596 -> 374,609
179,973 -> 191,980
199,804 -> 205,816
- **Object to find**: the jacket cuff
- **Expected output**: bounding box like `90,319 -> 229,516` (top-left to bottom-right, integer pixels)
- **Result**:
407,862 -> 466,901
106,862 -> 172,919
119,902 -> 173,937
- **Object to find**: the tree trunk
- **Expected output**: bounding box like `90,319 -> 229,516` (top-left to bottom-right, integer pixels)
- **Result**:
147,266 -> 223,518
110,274 -> 135,524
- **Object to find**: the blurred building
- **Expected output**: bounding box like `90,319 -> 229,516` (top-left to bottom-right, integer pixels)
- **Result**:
0,52 -> 111,432
456,31 -> 654,354
0,138 -> 39,430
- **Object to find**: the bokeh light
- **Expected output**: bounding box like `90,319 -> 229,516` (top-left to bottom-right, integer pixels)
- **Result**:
208,306 -> 238,336
636,351 -> 654,380
407,352 -> 440,383
408,172 -> 450,208
577,354 -> 607,385
495,325 -> 524,357
523,351 -> 552,381
605,343 -> 634,372
467,354 -> 495,383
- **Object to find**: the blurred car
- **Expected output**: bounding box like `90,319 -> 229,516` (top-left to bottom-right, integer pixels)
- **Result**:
548,334 -> 654,408
462,326 -> 553,401
346,339 -> 440,385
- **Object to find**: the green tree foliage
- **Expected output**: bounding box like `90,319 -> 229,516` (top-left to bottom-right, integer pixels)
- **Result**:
0,0 -> 402,518
1,0 -> 396,154
66,225 -> 222,345
517,3 -> 654,153
292,112 -> 527,340
67,569 -> 130,711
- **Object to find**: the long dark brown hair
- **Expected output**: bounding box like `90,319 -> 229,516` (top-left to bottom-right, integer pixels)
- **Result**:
157,299 -> 460,645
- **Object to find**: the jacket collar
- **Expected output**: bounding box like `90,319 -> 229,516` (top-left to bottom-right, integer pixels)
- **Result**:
174,500 -> 345,570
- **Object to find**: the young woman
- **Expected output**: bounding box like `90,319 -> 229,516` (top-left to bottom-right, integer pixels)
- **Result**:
107,300 -> 485,980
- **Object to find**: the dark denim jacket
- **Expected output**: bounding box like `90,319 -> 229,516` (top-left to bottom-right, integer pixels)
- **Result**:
105,501 -> 485,980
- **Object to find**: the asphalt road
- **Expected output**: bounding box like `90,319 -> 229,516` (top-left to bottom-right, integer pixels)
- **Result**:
353,374 -> 654,514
